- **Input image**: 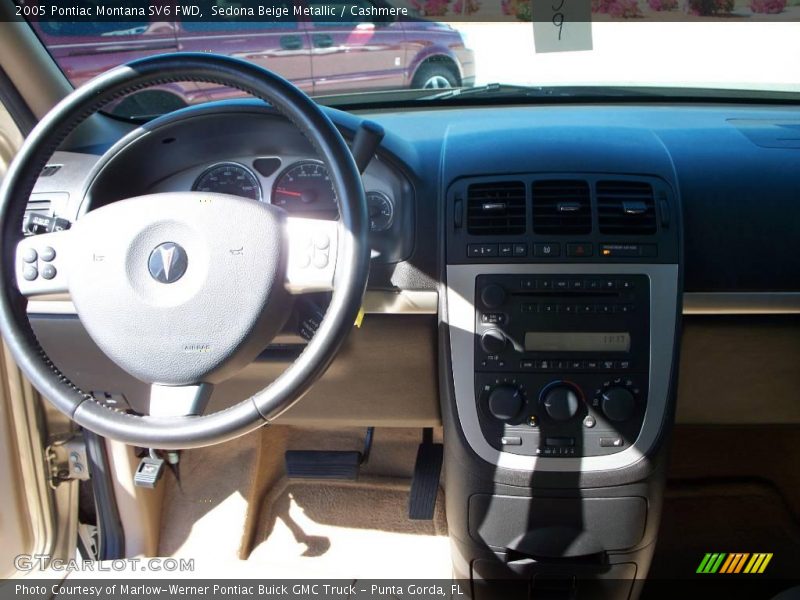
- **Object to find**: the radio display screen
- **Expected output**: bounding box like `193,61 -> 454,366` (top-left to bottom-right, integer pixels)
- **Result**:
524,332 -> 631,353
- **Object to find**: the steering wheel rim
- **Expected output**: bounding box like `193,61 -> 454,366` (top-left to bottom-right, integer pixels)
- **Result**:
0,53 -> 370,449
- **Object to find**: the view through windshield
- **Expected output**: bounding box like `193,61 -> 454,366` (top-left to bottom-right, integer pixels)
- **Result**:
19,0 -> 800,117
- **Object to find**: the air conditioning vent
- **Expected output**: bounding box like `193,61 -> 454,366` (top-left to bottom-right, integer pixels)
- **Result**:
531,180 -> 591,234
25,197 -> 52,216
466,181 -> 526,235
597,181 -> 657,234
40,164 -> 62,177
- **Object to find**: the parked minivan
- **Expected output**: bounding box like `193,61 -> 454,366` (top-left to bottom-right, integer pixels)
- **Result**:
31,0 -> 475,114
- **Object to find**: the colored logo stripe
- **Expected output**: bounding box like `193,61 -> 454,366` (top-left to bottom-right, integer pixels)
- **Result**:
697,553 -> 773,574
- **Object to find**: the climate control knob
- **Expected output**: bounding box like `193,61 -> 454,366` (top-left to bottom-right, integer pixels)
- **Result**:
487,384 -> 525,421
601,387 -> 636,422
541,384 -> 581,421
480,329 -> 507,354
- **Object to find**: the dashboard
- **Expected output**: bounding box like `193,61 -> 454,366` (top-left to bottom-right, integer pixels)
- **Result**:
18,96 -> 800,597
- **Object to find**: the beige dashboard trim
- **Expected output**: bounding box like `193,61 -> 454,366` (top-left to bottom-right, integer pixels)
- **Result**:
27,291 -> 800,316
682,292 -> 800,315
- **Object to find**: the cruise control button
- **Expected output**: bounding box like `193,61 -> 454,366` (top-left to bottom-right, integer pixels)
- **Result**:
23,266 -> 38,281
41,264 -> 57,280
22,248 -> 38,263
40,246 -> 56,262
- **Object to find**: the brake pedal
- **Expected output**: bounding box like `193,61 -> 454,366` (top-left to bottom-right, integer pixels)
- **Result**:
408,428 -> 443,520
285,427 -> 374,480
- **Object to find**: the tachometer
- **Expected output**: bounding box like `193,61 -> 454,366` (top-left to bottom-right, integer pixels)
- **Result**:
192,162 -> 262,201
272,160 -> 337,218
366,191 -> 394,232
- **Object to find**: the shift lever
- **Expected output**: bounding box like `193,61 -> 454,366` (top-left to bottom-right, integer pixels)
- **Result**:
351,120 -> 385,173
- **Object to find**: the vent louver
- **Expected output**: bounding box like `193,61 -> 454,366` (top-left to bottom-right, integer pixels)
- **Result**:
531,180 -> 591,234
25,197 -> 52,216
466,181 -> 526,235
597,181 -> 657,234
40,164 -> 62,177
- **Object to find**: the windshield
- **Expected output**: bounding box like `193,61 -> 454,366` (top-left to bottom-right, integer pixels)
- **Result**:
19,0 -> 800,117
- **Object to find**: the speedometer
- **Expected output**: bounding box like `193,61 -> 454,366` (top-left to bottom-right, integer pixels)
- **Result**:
272,160 -> 337,219
193,162 -> 262,202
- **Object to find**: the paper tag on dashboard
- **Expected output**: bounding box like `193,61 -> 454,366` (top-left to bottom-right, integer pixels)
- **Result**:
531,0 -> 593,53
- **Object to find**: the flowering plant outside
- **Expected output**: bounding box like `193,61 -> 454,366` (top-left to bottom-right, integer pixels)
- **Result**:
683,0 -> 734,15
749,0 -> 786,12
647,0 -> 679,10
592,0 -> 643,18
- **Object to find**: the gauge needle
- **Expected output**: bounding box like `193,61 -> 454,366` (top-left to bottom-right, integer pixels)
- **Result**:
276,188 -> 302,197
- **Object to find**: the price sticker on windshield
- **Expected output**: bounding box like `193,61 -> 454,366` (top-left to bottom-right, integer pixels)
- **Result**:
531,0 -> 593,53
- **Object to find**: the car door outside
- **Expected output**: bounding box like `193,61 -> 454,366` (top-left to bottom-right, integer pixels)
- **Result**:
305,0 -> 408,95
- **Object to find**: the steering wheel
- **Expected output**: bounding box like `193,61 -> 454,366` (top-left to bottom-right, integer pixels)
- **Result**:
0,54 -> 370,449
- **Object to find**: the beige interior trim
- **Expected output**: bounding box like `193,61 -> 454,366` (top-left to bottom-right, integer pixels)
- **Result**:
0,344 -> 60,576
106,440 -> 164,557
0,21 -> 71,119
28,292 -> 800,317
683,292 -> 800,315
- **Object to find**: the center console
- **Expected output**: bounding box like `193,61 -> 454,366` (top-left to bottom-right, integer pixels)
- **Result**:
441,173 -> 681,599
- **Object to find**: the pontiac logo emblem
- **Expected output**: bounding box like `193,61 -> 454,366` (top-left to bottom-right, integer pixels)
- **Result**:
148,242 -> 188,284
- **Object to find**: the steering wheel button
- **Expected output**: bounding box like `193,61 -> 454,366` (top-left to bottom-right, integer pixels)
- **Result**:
41,264 -> 57,280
313,251 -> 329,268
40,246 -> 56,262
22,247 -> 38,263
314,233 -> 330,250
23,265 -> 38,281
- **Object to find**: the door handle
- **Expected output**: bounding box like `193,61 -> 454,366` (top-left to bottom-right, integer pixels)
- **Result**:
313,34 -> 334,48
280,35 -> 303,50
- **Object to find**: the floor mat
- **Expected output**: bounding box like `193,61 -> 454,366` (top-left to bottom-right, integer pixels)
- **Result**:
648,479 -> 800,580
247,477 -> 452,578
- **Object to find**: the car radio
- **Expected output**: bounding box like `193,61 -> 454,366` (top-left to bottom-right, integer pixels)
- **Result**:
473,273 -> 650,457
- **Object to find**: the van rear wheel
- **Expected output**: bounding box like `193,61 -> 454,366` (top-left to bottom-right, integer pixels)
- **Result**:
412,63 -> 458,90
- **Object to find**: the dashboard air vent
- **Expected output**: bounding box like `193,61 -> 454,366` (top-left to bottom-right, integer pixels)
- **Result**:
40,164 -> 62,177
466,181 -> 526,235
597,180 -> 657,234
531,180 -> 591,234
25,197 -> 52,216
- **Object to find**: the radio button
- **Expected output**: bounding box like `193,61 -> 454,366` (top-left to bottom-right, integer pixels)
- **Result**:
480,284 -> 506,308
538,279 -> 553,290
480,329 -> 507,354
554,279 -> 569,290
481,312 -> 507,324
602,279 -> 618,290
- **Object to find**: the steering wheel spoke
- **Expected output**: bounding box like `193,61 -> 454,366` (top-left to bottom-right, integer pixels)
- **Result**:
16,230 -> 72,297
284,216 -> 338,294
148,383 -> 214,417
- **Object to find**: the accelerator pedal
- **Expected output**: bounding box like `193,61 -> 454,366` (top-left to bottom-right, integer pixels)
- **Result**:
408,428 -> 443,520
285,427 -> 374,480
